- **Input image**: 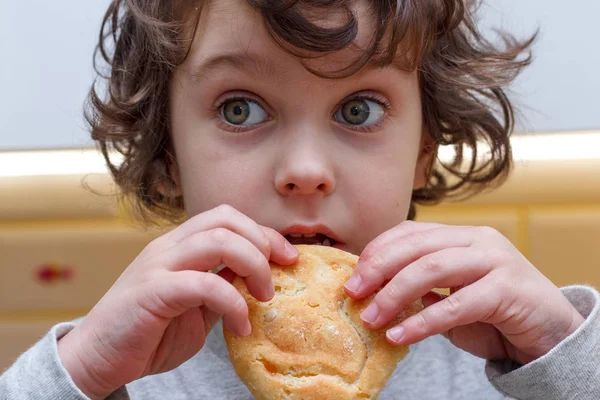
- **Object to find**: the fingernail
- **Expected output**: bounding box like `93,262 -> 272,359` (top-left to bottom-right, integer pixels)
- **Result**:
361,303 -> 379,324
345,274 -> 363,293
386,326 -> 405,343
241,320 -> 252,336
285,241 -> 298,257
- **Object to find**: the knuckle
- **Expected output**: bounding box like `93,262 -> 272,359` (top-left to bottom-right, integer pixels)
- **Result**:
420,253 -> 444,275
360,241 -> 380,260
407,231 -> 428,248
411,313 -> 428,333
144,268 -> 166,284
399,220 -> 416,231
470,247 -> 488,263
493,276 -> 513,296
195,272 -> 213,295
216,204 -> 236,215
483,247 -> 509,268
253,251 -> 269,273
208,227 -> 231,247
231,295 -> 248,316
239,249 -> 268,280
477,226 -> 501,241
382,282 -> 403,306
357,253 -> 369,266
443,294 -> 462,319
260,230 -> 272,256
367,253 -> 388,278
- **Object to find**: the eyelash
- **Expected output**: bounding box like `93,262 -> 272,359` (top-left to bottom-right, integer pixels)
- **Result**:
212,92 -> 392,134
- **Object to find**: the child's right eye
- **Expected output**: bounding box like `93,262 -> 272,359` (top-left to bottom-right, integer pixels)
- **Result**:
220,98 -> 268,127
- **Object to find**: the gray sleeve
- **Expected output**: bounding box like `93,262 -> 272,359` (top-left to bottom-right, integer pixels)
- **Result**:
486,285 -> 600,400
0,322 -> 130,400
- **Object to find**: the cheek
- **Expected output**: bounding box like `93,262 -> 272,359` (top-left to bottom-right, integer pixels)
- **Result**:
344,141 -> 420,250
178,147 -> 272,216
351,166 -> 414,239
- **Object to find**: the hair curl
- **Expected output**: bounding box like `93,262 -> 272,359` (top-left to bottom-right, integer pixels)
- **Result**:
87,0 -> 535,223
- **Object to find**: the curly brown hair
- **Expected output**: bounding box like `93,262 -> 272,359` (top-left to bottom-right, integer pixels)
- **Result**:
87,0 -> 535,224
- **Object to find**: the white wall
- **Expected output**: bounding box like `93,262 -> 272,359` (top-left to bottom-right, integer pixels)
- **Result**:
0,0 -> 599,151
0,0 -> 111,151
480,0 -> 600,132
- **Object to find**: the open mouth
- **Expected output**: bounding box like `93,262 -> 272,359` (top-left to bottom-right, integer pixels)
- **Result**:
284,233 -> 336,247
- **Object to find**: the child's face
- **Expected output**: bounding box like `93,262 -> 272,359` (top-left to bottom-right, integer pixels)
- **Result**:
168,0 -> 430,255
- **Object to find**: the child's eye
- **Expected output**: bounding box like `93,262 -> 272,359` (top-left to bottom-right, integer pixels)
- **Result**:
220,98 -> 268,126
333,98 -> 386,128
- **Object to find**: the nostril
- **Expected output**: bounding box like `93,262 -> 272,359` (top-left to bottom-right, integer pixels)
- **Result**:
286,183 -> 296,191
317,183 -> 326,191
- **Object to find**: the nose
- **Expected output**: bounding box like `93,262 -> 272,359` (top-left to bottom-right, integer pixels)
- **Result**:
274,138 -> 336,197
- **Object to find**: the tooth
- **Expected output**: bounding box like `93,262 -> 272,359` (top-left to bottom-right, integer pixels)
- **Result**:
302,233 -> 316,238
323,239 -> 332,246
289,233 -> 303,238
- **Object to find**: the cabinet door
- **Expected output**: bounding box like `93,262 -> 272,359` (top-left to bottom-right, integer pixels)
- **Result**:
0,225 -> 165,311
529,209 -> 600,287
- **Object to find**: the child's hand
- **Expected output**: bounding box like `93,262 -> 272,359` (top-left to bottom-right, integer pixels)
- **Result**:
344,221 -> 585,366
57,205 -> 298,400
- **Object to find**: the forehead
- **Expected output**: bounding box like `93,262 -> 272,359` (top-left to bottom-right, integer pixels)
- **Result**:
179,0 -> 396,80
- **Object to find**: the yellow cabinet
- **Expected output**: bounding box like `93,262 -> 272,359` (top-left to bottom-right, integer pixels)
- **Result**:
0,225 -> 162,311
529,208 -> 600,287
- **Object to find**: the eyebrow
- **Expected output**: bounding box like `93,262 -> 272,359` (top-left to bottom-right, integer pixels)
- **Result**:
189,52 -> 281,82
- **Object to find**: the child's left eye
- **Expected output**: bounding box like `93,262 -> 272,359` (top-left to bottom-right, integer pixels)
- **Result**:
333,98 -> 386,128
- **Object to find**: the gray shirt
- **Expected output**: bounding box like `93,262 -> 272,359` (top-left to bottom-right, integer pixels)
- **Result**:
2,286 -> 599,399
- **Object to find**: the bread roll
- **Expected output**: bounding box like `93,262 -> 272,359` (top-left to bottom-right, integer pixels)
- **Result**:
224,245 -> 423,400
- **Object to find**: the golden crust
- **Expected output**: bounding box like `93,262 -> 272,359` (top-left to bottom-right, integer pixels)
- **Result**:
224,245 -> 423,400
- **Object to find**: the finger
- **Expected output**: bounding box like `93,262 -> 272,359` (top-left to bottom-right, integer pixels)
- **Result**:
385,280 -> 498,346
164,228 -> 274,302
147,271 -> 251,337
261,226 -> 299,265
359,221 -> 448,262
201,269 -> 235,336
165,204 -> 296,262
192,266 -> 239,335
346,226 -> 476,299
360,247 -> 489,329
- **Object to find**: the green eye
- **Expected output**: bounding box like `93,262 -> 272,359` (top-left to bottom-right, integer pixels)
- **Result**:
223,100 -> 249,124
221,98 -> 268,126
342,100 -> 371,125
334,98 -> 385,128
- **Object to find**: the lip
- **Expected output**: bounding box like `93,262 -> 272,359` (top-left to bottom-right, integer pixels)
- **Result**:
279,224 -> 345,247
